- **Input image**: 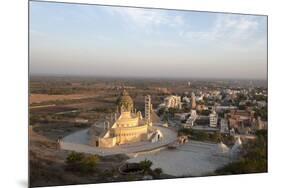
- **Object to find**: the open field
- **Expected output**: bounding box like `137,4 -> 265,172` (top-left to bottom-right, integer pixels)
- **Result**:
30,94 -> 96,104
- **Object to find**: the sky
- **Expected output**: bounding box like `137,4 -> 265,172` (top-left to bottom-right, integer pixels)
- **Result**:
29,1 -> 267,80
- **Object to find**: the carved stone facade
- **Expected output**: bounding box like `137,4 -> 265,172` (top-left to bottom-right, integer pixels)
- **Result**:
89,90 -> 160,148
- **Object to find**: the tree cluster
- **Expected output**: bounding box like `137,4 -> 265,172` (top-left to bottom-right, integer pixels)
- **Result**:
65,152 -> 100,173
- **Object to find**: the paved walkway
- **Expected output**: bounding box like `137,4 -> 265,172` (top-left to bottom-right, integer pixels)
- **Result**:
60,126 -> 177,156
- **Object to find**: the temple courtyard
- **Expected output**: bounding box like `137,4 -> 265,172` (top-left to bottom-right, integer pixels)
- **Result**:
60,126 -> 231,177
128,140 -> 231,177
60,125 -> 178,156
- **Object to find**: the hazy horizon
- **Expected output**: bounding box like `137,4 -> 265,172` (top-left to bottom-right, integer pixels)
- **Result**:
30,1 -> 267,80
29,73 -> 267,81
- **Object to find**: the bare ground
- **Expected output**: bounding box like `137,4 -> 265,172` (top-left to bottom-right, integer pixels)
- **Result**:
29,127 -> 137,187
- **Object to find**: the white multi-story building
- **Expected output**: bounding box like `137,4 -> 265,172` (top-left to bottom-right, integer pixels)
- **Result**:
209,110 -> 218,128
220,118 -> 229,133
145,95 -> 152,125
196,95 -> 204,102
183,110 -> 197,128
182,96 -> 190,104
163,95 -> 182,109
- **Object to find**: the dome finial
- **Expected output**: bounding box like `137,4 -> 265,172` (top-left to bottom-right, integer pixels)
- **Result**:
122,89 -> 129,96
116,89 -> 134,112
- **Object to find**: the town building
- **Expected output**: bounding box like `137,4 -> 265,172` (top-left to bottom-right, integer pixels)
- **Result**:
191,92 -> 196,109
183,109 -> 197,128
196,104 -> 208,111
227,109 -> 255,133
182,96 -> 190,104
163,95 -> 182,109
253,116 -> 268,130
215,105 -> 237,112
220,118 -> 229,134
75,118 -> 89,123
209,109 -> 218,128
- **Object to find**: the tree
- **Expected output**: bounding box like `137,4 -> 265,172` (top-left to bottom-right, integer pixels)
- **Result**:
65,152 -> 100,173
66,152 -> 84,165
157,108 -> 165,116
210,132 -> 221,142
80,155 -> 100,173
254,107 -> 268,121
153,168 -> 163,176
162,111 -> 169,123
139,159 -> 153,173
200,109 -> 210,116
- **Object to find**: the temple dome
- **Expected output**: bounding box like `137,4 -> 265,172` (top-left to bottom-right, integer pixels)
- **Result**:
231,136 -> 242,156
116,90 -> 134,112
215,142 -> 229,154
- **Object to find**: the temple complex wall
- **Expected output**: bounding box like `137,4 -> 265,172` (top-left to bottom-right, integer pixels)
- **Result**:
112,124 -> 148,144
89,135 -> 99,146
98,137 -> 117,148
89,133 -> 117,148
115,112 -> 140,127
116,117 -> 139,127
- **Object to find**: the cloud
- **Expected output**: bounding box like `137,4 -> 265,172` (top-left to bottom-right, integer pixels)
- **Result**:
104,6 -> 186,29
180,14 -> 266,51
213,14 -> 260,40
